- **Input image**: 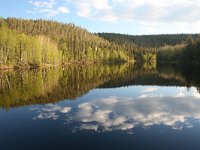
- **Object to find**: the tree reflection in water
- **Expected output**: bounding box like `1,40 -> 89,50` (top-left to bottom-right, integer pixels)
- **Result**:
0,62 -> 200,110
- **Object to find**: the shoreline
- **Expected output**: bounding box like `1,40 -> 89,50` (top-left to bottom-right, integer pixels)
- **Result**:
0,60 -> 131,71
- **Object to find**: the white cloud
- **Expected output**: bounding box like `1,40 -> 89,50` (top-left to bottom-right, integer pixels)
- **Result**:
28,0 -> 200,33
116,123 -> 135,131
76,3 -> 91,18
36,112 -> 59,120
30,0 -> 55,8
174,87 -> 186,97
68,0 -> 116,21
58,7 -> 69,13
32,87 -> 200,133
67,0 -> 200,23
139,86 -> 163,98
80,124 -> 98,131
71,94 -> 200,132
65,0 -> 200,33
29,0 -> 69,17
139,94 -> 163,98
174,87 -> 200,98
190,87 -> 200,98
141,87 -> 158,93
33,104 -> 71,120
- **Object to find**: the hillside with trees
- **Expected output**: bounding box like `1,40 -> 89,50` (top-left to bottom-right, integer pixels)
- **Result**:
0,17 -> 133,69
155,37 -> 200,64
0,17 -> 200,70
97,32 -> 199,48
98,32 -> 200,65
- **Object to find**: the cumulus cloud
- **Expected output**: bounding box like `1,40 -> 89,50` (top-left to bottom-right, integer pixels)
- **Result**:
191,87 -> 200,98
67,0 -> 200,23
57,6 -> 69,13
174,87 -> 187,98
29,0 -> 69,17
80,124 -> 98,131
69,0 -> 116,21
32,87 -> 200,133
28,0 -> 200,33
71,93 -> 200,132
33,104 -> 71,120
66,0 -> 200,33
174,87 -> 200,98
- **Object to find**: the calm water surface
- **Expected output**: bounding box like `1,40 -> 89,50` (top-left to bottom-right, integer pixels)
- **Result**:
0,63 -> 200,150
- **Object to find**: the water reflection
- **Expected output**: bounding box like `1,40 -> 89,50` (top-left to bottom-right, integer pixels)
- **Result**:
32,86 -> 200,132
1,63 -> 200,150
0,64 -> 128,109
0,62 -> 200,109
32,104 -> 72,120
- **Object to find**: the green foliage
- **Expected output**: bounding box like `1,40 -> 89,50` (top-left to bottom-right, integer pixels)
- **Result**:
97,33 -> 200,63
156,37 -> 200,65
1,17 -> 200,67
156,45 -> 185,63
181,37 -> 200,65
0,64 -> 130,109
1,63 -> 200,109
98,33 -> 199,48
0,17 -> 132,68
0,25 -> 61,67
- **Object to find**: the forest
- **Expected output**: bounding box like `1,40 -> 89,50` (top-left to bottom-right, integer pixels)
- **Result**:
0,17 -> 200,69
0,17 -> 132,69
98,33 -> 200,65
97,33 -> 199,48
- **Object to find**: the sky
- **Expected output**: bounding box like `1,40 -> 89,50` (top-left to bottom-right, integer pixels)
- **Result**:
1,0 -> 200,35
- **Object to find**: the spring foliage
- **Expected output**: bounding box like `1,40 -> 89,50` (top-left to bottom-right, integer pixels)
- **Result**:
0,18 -> 132,68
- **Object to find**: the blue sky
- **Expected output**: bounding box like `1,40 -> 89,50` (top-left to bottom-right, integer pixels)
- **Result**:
1,0 -> 200,35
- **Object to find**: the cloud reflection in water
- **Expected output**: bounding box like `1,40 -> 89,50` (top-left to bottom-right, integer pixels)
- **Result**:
33,104 -> 72,120
32,87 -> 200,132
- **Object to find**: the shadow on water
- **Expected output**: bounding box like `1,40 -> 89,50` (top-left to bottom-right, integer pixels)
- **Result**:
0,62 -> 200,109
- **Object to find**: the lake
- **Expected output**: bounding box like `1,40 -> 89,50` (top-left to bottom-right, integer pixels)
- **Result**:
1,63 -> 200,150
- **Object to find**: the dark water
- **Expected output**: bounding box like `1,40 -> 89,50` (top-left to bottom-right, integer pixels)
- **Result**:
1,63 -> 200,150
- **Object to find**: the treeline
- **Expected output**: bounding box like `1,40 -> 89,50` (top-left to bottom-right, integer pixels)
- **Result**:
156,45 -> 185,62
1,17 -> 200,68
97,32 -> 199,48
156,37 -> 200,64
97,33 -> 160,62
98,32 -> 200,64
97,32 -> 196,62
0,17 -> 132,69
182,37 -> 200,65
